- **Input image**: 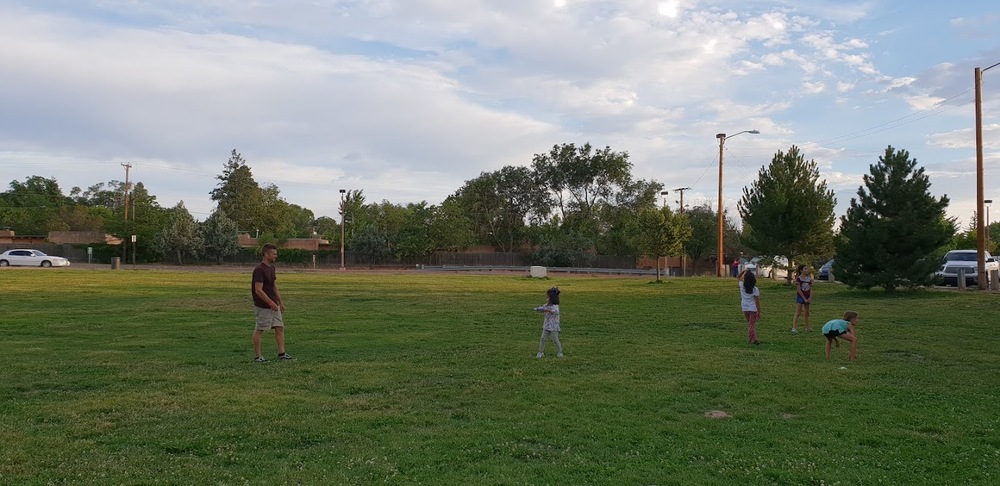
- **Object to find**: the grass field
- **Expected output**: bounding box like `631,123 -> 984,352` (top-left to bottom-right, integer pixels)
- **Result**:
2,267 -> 998,484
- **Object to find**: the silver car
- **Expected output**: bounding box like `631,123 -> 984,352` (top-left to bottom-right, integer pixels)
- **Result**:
0,249 -> 71,267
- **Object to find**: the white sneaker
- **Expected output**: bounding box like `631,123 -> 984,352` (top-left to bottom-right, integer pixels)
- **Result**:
536,352 -> 544,359
791,328 -> 798,334
556,353 -> 564,358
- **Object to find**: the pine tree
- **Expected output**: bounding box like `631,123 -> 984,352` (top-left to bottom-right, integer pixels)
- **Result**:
210,150 -> 264,234
738,146 -> 836,276
835,146 -> 955,291
200,208 -> 241,263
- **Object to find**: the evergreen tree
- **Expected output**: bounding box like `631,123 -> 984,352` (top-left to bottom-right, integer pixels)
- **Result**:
156,202 -> 203,265
738,145 -> 836,278
210,150 -> 265,234
835,146 -> 955,291
200,208 -> 241,263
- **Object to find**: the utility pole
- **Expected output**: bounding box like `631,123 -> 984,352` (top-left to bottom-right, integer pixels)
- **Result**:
674,187 -> 691,276
121,163 -> 132,220
673,187 -> 691,213
975,62 -> 999,289
339,189 -> 347,271
121,163 -> 132,262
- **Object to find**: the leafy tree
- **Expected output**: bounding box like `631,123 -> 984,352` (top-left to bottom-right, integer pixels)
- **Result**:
2,176 -> 70,207
533,142 -> 633,238
531,225 -> 595,267
315,216 -> 340,243
428,198 -> 475,251
285,203 -> 316,238
340,190 -> 367,250
258,184 -> 297,239
835,146 -> 955,291
51,205 -> 109,232
0,176 -> 72,234
156,202 -> 202,264
200,208 -> 241,263
989,221 -> 1000,254
681,203 -> 744,275
597,178 -> 663,256
631,207 -> 692,282
451,166 -> 549,252
391,202 -> 433,260
951,215 -> 979,251
739,145 -> 836,279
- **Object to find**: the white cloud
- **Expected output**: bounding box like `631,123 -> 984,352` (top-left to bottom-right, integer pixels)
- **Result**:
0,0 -> 994,225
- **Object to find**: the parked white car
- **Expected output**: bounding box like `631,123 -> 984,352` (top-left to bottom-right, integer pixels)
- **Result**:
0,249 -> 71,267
746,255 -> 789,279
934,250 -> 998,286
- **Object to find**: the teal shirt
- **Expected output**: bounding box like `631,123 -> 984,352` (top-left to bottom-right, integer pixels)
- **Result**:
822,319 -> 850,334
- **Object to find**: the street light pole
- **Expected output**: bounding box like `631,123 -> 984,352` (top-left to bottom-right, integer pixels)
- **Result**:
716,129 -> 759,277
976,62 -> 999,289
660,190 -> 669,208
674,186 -> 691,276
986,199 -> 993,252
339,189 -> 347,271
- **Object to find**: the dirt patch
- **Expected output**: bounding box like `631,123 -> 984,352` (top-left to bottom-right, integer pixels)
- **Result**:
704,410 -> 731,419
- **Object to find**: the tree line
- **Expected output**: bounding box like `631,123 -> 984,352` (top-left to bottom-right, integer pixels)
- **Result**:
2,144 -> 995,290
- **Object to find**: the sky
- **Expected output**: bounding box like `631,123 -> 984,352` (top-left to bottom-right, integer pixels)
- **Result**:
1,0 -> 999,229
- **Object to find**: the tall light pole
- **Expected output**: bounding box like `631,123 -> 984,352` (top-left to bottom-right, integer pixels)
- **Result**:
975,62 -> 999,289
716,130 -> 759,277
121,162 -> 131,263
674,187 -> 691,276
986,199 -> 993,252
339,189 -> 347,271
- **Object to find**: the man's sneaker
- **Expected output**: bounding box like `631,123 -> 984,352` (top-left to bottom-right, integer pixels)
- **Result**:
556,353 -> 564,358
278,353 -> 295,360
791,328 -> 798,334
254,356 -> 268,363
536,352 -> 544,359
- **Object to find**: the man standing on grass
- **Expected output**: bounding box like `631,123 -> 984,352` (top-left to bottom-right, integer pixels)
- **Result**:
252,244 -> 294,363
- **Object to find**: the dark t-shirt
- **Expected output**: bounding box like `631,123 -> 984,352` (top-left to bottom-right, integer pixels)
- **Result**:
252,262 -> 278,309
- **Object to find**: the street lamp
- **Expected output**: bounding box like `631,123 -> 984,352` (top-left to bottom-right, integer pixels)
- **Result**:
674,186 -> 691,276
660,190 -> 669,208
716,129 -> 760,277
975,62 -> 999,289
339,189 -> 347,271
986,199 -> 993,252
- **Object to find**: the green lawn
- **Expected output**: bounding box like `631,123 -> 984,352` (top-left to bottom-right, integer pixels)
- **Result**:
2,268 -> 998,484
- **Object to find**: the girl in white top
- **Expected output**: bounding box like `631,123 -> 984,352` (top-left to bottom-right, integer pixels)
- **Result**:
738,269 -> 762,345
535,287 -> 563,358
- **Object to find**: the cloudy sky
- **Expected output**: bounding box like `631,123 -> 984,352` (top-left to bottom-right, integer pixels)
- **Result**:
2,0 -> 999,228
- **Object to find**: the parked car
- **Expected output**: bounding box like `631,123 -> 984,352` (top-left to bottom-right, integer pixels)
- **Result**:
934,250 -> 999,286
0,249 -> 71,267
746,256 -> 789,279
818,259 -> 835,281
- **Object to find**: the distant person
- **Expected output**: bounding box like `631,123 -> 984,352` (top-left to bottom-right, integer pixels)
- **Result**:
731,256 -> 740,277
738,269 -> 762,345
822,311 -> 860,363
252,244 -> 294,363
791,264 -> 813,333
534,287 -> 563,358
